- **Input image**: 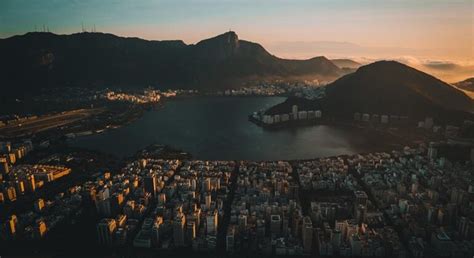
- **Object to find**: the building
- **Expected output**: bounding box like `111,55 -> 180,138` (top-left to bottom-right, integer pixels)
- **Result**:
354,191 -> 368,209
354,113 -> 361,121
152,216 -> 163,246
0,157 -> 9,174
26,174 -> 35,193
271,214 -> 282,236
206,210 -> 218,235
5,215 -> 18,237
144,175 -> 158,196
298,111 -> 308,120
362,113 -> 370,122
6,186 -> 16,202
186,221 -> 196,244
424,117 -> 434,130
97,218 -> 117,246
34,198 -> 45,212
315,110 -> 322,118
36,220 -> 47,238
226,226 -> 235,252
238,214 -> 247,231
302,216 -> 313,253
173,212 -> 186,246
273,114 -> 281,123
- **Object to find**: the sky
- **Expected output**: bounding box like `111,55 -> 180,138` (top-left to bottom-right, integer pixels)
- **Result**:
1,0 -> 473,82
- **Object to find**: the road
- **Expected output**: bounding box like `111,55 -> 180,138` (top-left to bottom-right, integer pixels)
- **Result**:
0,108 -> 104,138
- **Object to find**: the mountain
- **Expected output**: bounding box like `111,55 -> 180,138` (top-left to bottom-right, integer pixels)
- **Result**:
324,61 -> 474,120
454,78 -> 474,92
0,31 -> 344,97
266,61 -> 474,122
330,59 -> 361,69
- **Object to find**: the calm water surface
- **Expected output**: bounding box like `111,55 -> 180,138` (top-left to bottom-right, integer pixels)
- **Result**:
71,96 -> 387,160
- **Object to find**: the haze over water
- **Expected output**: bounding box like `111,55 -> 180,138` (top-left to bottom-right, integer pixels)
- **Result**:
71,96 -> 395,160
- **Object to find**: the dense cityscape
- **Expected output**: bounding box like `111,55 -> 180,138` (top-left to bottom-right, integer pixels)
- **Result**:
1,133 -> 473,257
1,1 -> 474,257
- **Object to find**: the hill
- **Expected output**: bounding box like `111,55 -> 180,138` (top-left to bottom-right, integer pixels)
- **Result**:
330,59 -> 361,69
324,61 -> 474,121
454,78 -> 474,92
0,31 -> 343,97
266,61 -> 474,123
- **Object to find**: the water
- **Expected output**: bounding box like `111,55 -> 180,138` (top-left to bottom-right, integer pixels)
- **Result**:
71,96 -> 390,160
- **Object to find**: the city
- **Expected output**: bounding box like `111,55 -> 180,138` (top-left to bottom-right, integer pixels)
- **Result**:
1,137 -> 473,256
1,1 -> 473,257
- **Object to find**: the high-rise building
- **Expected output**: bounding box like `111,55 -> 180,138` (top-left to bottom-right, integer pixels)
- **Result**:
96,198 -> 112,217
152,216 -> 163,246
302,216 -> 313,253
36,220 -> 47,238
335,220 -> 349,241
204,193 -> 212,210
202,178 -> 211,192
26,174 -> 35,192
97,218 -> 117,246
34,198 -> 45,212
354,191 -> 368,210
15,180 -> 25,195
206,210 -> 218,235
424,117 -> 434,130
0,157 -> 9,174
355,205 -> 367,224
158,193 -> 166,204
186,221 -> 196,244
6,215 -> 18,237
173,212 -> 186,246
271,214 -> 282,236
238,214 -> 247,231
226,226 -> 235,252
291,105 -> 298,120
144,174 -> 158,196
6,186 -> 16,202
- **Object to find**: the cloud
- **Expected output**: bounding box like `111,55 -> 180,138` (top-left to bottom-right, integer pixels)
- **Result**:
422,61 -> 459,71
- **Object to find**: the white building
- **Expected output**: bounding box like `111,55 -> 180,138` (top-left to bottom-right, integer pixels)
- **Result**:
315,110 -> 322,118
273,114 -> 281,123
298,111 -> 308,120
362,113 -> 370,122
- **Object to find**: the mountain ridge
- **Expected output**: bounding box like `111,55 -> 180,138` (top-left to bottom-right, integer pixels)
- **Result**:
455,77 -> 474,92
0,31 -> 344,97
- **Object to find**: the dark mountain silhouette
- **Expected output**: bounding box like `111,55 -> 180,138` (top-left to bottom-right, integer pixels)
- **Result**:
324,61 -> 473,117
266,61 -> 474,122
330,59 -> 361,69
0,31 -> 343,97
454,78 -> 474,92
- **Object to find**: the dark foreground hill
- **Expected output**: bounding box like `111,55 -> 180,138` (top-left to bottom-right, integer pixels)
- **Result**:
0,31 -> 343,97
267,61 -> 474,123
324,61 -> 473,116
